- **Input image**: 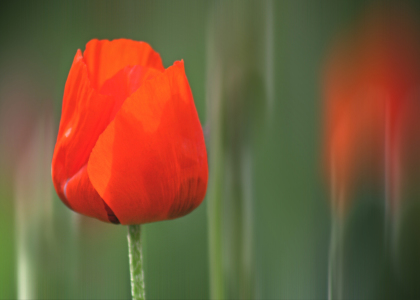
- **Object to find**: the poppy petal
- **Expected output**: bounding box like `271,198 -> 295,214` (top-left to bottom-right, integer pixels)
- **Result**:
52,49 -> 115,203
87,61 -> 208,225
52,49 -> 161,223
61,166 -> 113,223
99,65 -> 161,124
52,50 -> 114,194
83,39 -> 165,90
52,50 -> 121,222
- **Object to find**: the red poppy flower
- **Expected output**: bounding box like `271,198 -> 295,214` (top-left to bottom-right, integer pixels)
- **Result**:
323,5 -> 420,214
52,39 -> 208,225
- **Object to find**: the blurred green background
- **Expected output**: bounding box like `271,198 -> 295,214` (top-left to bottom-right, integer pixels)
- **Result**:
1,1 -> 420,299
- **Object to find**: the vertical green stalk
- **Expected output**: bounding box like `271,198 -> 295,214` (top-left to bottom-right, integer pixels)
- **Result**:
328,213 -> 345,300
328,154 -> 345,300
384,99 -> 391,247
128,225 -> 145,300
15,115 -> 54,299
206,48 -> 225,300
206,2 -> 225,296
206,1 -> 271,298
207,170 -> 225,299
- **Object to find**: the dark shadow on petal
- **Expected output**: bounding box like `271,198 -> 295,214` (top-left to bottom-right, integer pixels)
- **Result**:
103,200 -> 120,224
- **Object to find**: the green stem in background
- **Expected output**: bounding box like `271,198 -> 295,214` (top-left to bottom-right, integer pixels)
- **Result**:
206,12 -> 225,297
128,225 -> 145,300
208,183 -> 224,300
328,214 -> 344,300
328,152 -> 345,300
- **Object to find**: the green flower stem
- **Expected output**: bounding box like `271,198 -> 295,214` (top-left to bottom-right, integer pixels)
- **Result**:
207,176 -> 224,299
128,224 -> 145,300
328,214 -> 344,300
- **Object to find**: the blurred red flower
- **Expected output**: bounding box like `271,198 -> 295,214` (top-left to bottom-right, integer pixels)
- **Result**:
52,39 -> 208,225
323,6 -> 420,214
